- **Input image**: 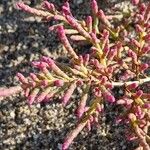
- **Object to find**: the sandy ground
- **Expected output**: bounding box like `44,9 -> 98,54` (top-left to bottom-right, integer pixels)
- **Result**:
0,0 -> 149,150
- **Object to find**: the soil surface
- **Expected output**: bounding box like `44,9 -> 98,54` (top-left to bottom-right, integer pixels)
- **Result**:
0,0 -> 149,150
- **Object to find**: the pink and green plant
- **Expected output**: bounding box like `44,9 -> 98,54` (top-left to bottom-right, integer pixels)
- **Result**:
0,0 -> 150,149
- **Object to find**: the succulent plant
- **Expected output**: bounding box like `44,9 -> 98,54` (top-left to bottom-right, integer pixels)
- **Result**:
1,0 -> 150,149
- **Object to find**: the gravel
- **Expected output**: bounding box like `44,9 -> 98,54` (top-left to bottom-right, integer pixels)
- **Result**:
0,0 -> 148,150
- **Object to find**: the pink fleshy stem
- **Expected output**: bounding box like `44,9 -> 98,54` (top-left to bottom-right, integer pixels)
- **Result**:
117,98 -> 133,105
139,3 -> 146,15
62,2 -> 72,16
90,32 -> 100,43
42,56 -> 70,80
42,68 -> 54,80
103,91 -> 115,103
83,54 -> 90,66
144,2 -> 150,22
17,73 -> 28,84
32,61 -> 48,69
134,125 -> 150,150
89,115 -> 94,123
42,1 -> 56,12
135,24 -> 144,33
102,40 -> 110,57
86,120 -> 91,131
96,103 -> 103,113
30,73 -> 40,82
66,15 -> 91,41
131,0 -> 140,5
36,87 -> 52,103
62,121 -> 87,150
134,90 -> 143,99
54,80 -> 64,87
86,16 -> 92,32
70,35 -> 86,41
90,0 -> 99,33
64,29 -> 79,34
91,0 -> 98,15
62,82 -> 77,106
130,39 -> 141,48
141,93 -> 150,99
0,86 -> 22,98
49,23 -> 64,31
43,92 -> 55,102
126,83 -> 138,90
36,73 -> 47,81
16,2 -> 53,18
28,88 -> 40,105
53,15 -> 67,22
144,34 -> 150,42
107,48 -> 117,61
76,92 -> 88,118
91,46 -> 103,56
142,46 -> 150,54
69,68 -> 87,78
101,33 -> 109,50
106,14 -> 124,20
97,10 -> 111,28
24,88 -> 30,97
57,25 -> 78,59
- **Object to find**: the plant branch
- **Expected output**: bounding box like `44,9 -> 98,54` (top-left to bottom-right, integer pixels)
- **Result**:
112,77 -> 150,87
0,86 -> 22,98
